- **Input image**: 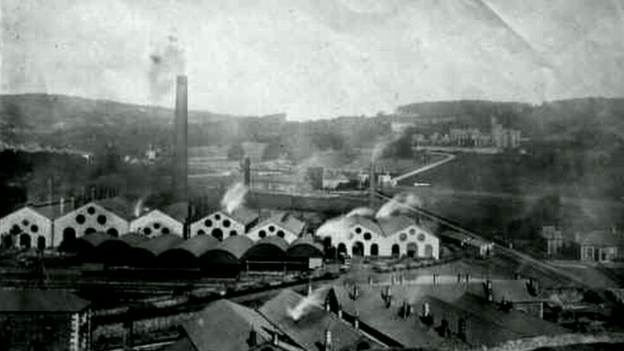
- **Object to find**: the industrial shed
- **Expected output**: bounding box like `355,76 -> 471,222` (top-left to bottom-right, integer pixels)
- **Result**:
130,209 -> 184,238
287,236 -> 324,258
97,232 -> 148,266
159,235 -> 220,267
74,232 -> 113,262
0,207 -> 53,250
190,207 -> 259,240
133,234 -> 184,266
247,212 -> 305,244
243,236 -> 289,272
200,235 -> 253,276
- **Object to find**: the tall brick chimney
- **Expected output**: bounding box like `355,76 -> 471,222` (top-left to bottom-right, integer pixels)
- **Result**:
173,75 -> 188,201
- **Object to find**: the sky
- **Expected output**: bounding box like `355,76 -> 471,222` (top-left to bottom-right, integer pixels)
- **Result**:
2,0 -> 624,120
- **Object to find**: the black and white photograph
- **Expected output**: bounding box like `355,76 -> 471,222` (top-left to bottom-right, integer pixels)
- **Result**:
2,0 -> 624,350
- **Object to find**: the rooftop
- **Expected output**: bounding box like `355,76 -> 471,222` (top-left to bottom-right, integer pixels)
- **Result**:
576,230 -> 624,247
0,289 -> 89,313
254,212 -> 306,236
136,234 -> 185,256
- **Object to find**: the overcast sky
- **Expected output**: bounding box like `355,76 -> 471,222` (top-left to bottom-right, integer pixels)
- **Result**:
2,0 -> 624,120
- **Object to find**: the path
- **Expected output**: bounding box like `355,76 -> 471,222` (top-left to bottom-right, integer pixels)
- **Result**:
391,152 -> 456,184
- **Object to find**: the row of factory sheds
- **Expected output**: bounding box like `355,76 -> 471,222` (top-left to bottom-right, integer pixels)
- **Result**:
75,232 -> 324,274
0,197 -> 309,250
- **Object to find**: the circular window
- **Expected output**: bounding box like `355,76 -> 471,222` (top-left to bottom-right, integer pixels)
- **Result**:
355,227 -> 362,234
198,230 -> 206,235
364,232 -> 372,241
153,222 -> 161,229
30,225 -> 39,233
76,214 -> 86,224
144,227 -> 152,235
277,230 -> 285,238
399,233 -> 408,241
204,219 -> 213,227
85,227 -> 96,235
87,206 -> 96,215
97,215 -> 107,225
417,233 -> 425,241
107,228 -> 119,237
230,230 -> 238,236
259,230 -> 267,238
215,214 -> 221,220
409,228 -> 416,235
269,226 -> 275,232
22,219 -> 30,226
223,219 -> 231,228
212,228 -> 223,240
161,227 -> 170,234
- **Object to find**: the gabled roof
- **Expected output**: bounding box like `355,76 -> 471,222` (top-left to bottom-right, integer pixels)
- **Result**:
376,215 -> 418,237
95,197 -> 136,221
254,236 -> 290,252
173,235 -> 220,257
342,215 -> 382,234
0,289 -> 89,313
162,202 -> 189,223
225,207 -> 260,226
119,232 -> 149,246
213,235 -> 254,259
77,232 -> 113,248
254,212 -> 305,236
31,201 -> 78,220
136,234 -> 184,256
183,299 -> 279,351
467,280 -> 543,303
13,206 -> 55,221
577,230 -> 624,247
259,289 -> 380,351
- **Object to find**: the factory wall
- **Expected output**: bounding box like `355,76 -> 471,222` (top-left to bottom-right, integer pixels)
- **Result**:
190,211 -> 246,240
247,222 -> 299,244
53,202 -> 129,248
130,210 -> 183,238
0,207 -> 52,249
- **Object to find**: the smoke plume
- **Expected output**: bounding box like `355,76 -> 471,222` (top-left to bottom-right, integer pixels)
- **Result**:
221,182 -> 248,213
371,133 -> 401,162
287,286 -> 329,322
134,197 -> 145,218
316,216 -> 350,237
148,34 -> 186,103
375,193 -> 422,218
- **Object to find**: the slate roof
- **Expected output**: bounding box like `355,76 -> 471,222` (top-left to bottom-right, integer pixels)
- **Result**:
162,202 -> 189,223
225,207 -> 260,226
287,237 -> 324,256
253,212 -> 306,236
376,215 -> 417,237
94,197 -> 137,220
136,234 -> 185,256
28,205 -> 63,220
119,232 -> 149,246
211,235 -> 254,259
0,289 -> 89,313
576,231 -> 624,247
259,289 -> 382,351
77,232 -> 113,248
254,236 -> 290,252
182,299 -> 280,351
170,235 -> 220,258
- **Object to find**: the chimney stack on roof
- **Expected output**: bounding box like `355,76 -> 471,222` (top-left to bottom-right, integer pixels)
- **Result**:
324,329 -> 333,351
247,326 -> 257,347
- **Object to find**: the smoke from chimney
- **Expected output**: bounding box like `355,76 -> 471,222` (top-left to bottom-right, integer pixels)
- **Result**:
173,75 -> 188,201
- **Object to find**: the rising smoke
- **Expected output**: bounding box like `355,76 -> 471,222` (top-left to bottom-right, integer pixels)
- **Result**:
346,207 -> 375,218
316,215 -> 350,237
287,286 -> 330,322
221,182 -> 248,213
375,193 -> 422,218
148,34 -> 186,103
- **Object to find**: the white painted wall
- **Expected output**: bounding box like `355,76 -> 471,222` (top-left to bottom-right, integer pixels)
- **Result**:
0,207 -> 53,248
130,210 -> 183,238
190,211 -> 245,240
53,202 -> 129,247
247,222 -> 298,244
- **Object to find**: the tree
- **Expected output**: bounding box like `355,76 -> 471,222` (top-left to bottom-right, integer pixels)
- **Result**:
227,143 -> 245,161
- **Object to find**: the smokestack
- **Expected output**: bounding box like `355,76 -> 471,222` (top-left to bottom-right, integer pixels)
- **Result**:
324,329 -> 333,351
243,157 -> 251,187
173,75 -> 188,202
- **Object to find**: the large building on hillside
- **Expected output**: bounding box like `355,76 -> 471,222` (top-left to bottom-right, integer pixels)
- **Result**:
576,229 -> 624,262
317,215 -> 439,259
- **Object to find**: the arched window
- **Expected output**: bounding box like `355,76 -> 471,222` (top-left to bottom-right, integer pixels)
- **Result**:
392,244 -> 400,257
197,230 -> 206,235
230,230 -> 238,236
407,242 -> 418,258
352,241 -> 364,256
107,228 -> 119,237
10,224 -> 22,235
37,236 -> 46,250
63,227 -> 76,243
161,227 -> 170,235
370,244 -> 379,256
2,234 -> 13,248
85,228 -> 96,235
337,243 -> 347,256
212,228 -> 223,240
20,234 -> 31,249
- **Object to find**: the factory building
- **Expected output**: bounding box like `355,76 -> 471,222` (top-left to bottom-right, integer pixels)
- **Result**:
53,199 -> 131,248
159,235 -> 220,267
201,235 -> 254,276
0,289 -> 91,351
0,207 -> 53,249
320,279 -> 564,349
317,215 -> 440,259
247,212 -> 305,244
132,234 -> 184,266
130,208 -> 184,238
97,232 -> 147,266
190,208 -> 260,240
